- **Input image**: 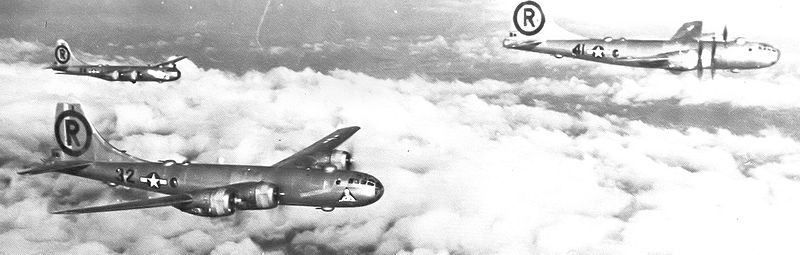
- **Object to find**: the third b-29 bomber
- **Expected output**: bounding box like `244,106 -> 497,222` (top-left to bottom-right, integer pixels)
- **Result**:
49,39 -> 186,83
503,1 -> 780,78
20,103 -> 383,216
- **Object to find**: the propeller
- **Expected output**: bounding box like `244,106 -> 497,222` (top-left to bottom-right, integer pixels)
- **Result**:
710,25 -> 728,79
710,34 -> 717,79
698,25 -> 728,79
696,39 -> 704,78
344,146 -> 356,171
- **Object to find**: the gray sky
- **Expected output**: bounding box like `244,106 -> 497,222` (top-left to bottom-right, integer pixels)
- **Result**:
3,0 -> 793,82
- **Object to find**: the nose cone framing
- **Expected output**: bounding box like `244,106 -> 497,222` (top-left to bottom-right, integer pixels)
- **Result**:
374,179 -> 384,202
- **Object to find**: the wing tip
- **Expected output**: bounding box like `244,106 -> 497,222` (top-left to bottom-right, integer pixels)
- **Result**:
50,206 -> 88,214
341,126 -> 361,135
334,126 -> 360,134
18,161 -> 91,175
169,56 -> 188,62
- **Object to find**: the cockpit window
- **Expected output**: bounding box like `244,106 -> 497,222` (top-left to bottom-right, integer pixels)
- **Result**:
360,179 -> 367,184
348,178 -> 354,184
367,181 -> 374,186
335,179 -> 341,185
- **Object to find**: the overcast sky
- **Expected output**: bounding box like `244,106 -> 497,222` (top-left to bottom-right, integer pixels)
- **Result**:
2,0 -> 800,254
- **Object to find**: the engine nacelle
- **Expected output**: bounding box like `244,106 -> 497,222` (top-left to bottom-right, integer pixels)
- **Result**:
176,188 -> 236,217
106,70 -> 120,80
311,150 -> 352,171
229,182 -> 279,210
175,182 -> 280,217
129,70 -> 138,82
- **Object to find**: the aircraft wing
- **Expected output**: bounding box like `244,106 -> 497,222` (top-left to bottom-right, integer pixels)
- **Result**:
271,126 -> 360,168
155,56 -> 187,67
614,57 -> 671,68
18,160 -> 91,175
51,193 -> 193,214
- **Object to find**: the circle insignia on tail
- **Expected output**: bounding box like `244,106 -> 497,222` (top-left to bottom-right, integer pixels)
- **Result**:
54,110 -> 92,157
513,1 -> 545,36
55,45 -> 70,64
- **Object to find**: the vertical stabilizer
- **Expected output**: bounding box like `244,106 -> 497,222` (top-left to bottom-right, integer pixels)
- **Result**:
503,1 -> 584,47
53,103 -> 146,162
670,21 -> 703,42
53,39 -> 86,66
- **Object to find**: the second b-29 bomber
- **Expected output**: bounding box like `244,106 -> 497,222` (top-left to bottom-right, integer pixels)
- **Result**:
503,1 -> 780,78
49,39 -> 186,83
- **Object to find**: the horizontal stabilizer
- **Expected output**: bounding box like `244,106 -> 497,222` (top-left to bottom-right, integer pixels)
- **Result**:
502,38 -> 543,50
18,161 -> 91,175
52,193 -> 193,214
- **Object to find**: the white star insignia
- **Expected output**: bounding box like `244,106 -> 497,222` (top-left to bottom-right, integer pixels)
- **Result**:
139,173 -> 168,188
591,47 -> 604,58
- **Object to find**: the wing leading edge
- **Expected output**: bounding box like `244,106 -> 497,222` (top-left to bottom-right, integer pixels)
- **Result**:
271,126 -> 360,169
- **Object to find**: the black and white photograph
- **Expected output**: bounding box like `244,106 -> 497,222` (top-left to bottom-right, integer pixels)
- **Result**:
0,0 -> 798,254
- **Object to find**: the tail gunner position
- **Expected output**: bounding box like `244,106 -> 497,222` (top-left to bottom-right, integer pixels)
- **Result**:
20,103 -> 383,216
49,39 -> 185,83
503,1 -> 780,78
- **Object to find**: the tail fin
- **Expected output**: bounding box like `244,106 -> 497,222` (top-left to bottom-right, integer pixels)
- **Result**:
670,21 -> 703,42
504,1 -> 583,47
53,103 -> 146,162
53,39 -> 85,66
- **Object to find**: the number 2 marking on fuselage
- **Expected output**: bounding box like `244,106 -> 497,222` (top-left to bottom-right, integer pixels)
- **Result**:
116,168 -> 135,183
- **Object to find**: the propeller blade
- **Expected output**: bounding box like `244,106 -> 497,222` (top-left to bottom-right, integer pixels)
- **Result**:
710,36 -> 717,79
722,26 -> 728,42
697,40 -> 704,78
346,150 -> 354,171
347,146 -> 356,171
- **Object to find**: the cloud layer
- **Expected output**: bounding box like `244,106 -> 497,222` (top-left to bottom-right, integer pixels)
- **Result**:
1,37 -> 800,255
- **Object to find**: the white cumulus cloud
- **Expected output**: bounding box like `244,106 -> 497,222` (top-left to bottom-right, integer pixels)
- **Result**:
1,38 -> 800,255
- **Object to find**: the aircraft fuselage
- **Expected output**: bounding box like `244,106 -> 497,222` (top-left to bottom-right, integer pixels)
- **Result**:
71,161 -> 383,208
504,38 -> 780,72
51,65 -> 181,83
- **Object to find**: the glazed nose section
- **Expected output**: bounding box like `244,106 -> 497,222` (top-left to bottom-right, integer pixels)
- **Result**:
773,47 -> 781,65
170,70 -> 182,80
374,179 -> 384,201
761,44 -> 780,67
